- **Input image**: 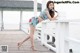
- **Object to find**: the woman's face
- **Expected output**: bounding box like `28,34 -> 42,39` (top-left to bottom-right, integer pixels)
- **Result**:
48,3 -> 54,10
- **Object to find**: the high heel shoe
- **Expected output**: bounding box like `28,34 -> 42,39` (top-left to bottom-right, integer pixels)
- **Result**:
31,46 -> 37,51
17,42 -> 22,50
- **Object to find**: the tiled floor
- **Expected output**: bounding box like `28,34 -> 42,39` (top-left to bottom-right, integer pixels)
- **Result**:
0,31 -> 54,53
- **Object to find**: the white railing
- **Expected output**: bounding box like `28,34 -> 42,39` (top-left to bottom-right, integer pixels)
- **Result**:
39,19 -> 80,53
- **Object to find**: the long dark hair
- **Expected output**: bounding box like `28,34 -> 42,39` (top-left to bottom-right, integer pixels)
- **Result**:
47,1 -> 55,18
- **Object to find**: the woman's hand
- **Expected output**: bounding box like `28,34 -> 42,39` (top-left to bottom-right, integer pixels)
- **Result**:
51,17 -> 57,21
51,12 -> 58,21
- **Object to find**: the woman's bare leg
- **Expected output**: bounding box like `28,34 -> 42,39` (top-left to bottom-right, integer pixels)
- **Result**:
18,35 -> 30,48
29,25 -> 36,51
17,17 -> 43,50
17,25 -> 36,51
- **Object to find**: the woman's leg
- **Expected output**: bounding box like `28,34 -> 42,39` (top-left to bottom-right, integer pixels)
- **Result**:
29,25 -> 36,51
17,25 -> 36,51
18,35 -> 30,48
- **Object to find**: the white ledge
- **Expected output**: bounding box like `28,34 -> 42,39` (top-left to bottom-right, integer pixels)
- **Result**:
42,19 -> 80,23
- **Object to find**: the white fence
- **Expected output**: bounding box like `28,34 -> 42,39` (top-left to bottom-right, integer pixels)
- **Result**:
36,19 -> 80,53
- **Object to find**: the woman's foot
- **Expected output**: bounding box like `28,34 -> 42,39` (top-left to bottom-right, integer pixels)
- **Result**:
31,46 -> 37,51
17,42 -> 22,50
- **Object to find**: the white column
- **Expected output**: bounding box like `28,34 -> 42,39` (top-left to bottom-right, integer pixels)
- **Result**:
20,10 -> 22,30
1,10 -> 3,31
55,22 -> 69,53
55,22 -> 61,53
41,22 -> 47,45
34,0 -> 37,17
42,0 -> 47,11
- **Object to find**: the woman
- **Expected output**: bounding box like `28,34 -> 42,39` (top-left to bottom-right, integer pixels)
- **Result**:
17,1 -> 58,51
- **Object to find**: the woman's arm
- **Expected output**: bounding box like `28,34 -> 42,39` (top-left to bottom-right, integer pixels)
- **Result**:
46,10 -> 52,21
46,9 -> 58,21
52,12 -> 58,20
